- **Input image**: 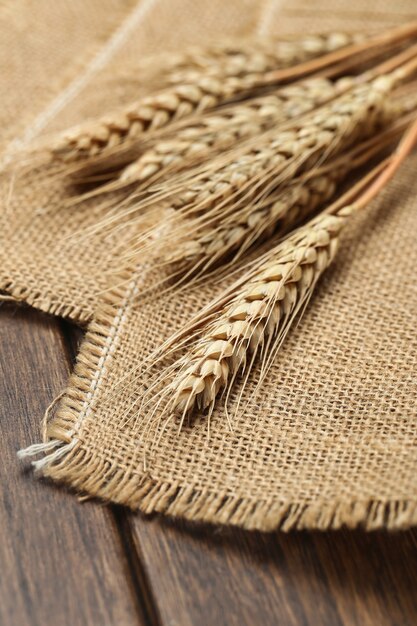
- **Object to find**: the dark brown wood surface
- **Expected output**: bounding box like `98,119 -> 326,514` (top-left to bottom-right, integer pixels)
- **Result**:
1,304 -> 416,626
131,516 -> 417,626
0,306 -> 146,626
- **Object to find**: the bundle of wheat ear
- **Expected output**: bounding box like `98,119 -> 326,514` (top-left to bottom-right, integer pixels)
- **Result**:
14,22 -> 417,428
138,120 -> 417,434
94,55 -> 417,285
25,21 -> 416,172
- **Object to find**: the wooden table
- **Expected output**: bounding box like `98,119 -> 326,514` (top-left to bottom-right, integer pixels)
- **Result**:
1,303 -> 416,626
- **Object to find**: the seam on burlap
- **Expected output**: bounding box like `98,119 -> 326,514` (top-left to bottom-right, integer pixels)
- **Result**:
21,275 -> 139,465
68,278 -> 139,433
0,0 -> 160,169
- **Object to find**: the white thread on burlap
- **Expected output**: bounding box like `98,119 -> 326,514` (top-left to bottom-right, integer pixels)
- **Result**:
0,0 -> 161,169
15,0 -> 159,464
70,279 -> 140,435
18,0 -> 290,469
256,0 -> 285,36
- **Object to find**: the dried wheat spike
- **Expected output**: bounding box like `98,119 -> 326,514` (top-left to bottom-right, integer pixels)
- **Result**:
121,75 -> 397,262
163,210 -> 349,417
167,33 -> 356,81
119,77 -> 341,185
51,32 -> 357,163
171,110 -> 415,271
164,168 -> 345,272
52,75 -> 263,162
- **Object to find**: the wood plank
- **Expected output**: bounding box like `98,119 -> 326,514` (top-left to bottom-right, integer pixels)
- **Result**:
129,485 -> 417,625
0,306 -> 146,626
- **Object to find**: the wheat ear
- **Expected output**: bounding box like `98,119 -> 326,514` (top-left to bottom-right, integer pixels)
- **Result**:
117,77 -> 341,186
161,211 -> 350,417
155,161 -> 367,277
132,33 -> 355,85
137,105 -> 416,281
144,114 -> 417,425
166,33 -> 358,82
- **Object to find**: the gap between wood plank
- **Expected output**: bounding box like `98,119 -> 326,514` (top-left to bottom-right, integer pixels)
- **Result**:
0,305 -> 143,626
112,507 -> 163,626
59,318 -> 161,626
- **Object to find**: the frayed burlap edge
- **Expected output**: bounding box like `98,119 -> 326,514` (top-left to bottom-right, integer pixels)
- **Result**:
0,277 -> 92,323
17,278 -> 417,533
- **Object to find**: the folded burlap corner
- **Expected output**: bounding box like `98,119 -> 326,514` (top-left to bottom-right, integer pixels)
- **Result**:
1,0 -> 416,531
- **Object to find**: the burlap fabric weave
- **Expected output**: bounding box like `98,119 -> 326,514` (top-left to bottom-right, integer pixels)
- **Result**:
1,0 -> 416,530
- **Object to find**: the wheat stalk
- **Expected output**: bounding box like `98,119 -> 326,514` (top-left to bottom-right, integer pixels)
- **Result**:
145,114 -> 417,425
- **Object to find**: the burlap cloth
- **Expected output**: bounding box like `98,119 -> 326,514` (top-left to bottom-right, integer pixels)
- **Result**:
1,0 -> 416,531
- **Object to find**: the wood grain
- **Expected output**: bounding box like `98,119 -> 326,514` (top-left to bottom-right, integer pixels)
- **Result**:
0,305 -> 144,626
129,482 -> 417,626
